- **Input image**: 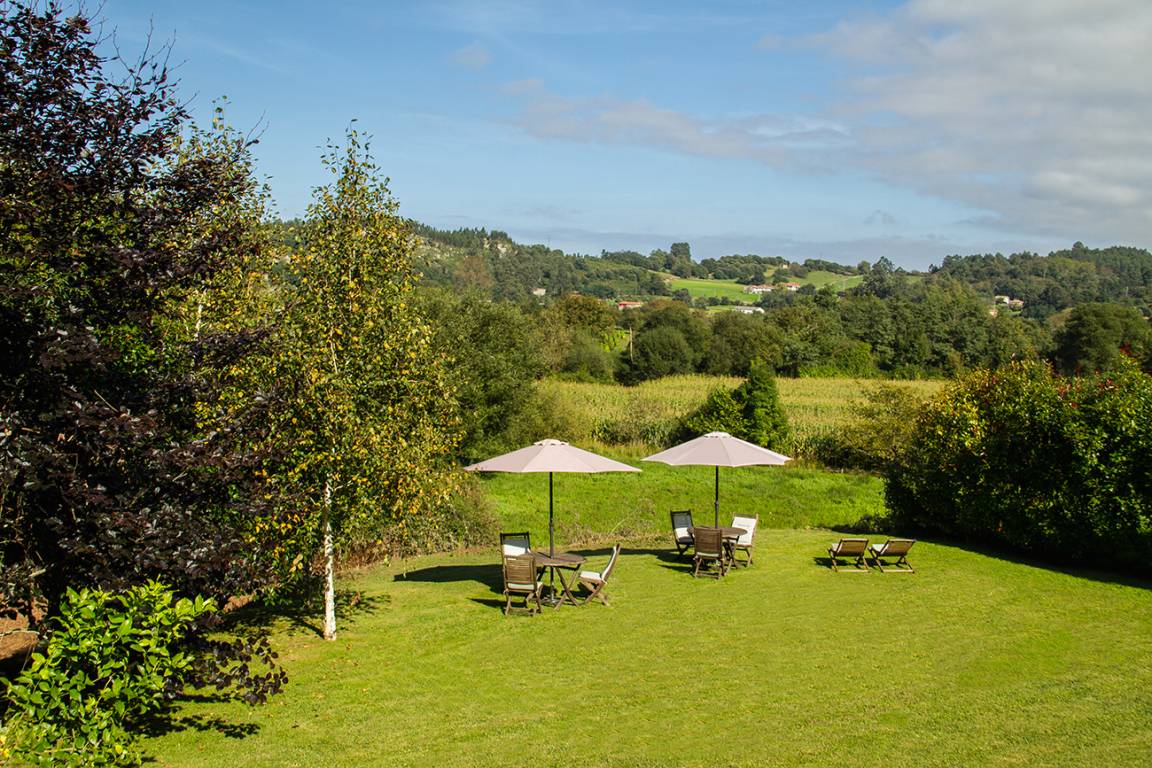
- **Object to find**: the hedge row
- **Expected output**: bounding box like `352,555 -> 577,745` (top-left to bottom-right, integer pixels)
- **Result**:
885,360 -> 1152,574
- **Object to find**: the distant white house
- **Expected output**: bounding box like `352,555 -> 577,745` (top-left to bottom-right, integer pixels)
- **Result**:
616,300 -> 645,311
531,287 -> 547,297
743,284 -> 774,294
783,282 -> 803,292
731,306 -> 765,314
993,295 -> 1025,310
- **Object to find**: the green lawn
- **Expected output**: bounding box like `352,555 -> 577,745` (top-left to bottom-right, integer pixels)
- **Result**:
146,529 -> 1152,767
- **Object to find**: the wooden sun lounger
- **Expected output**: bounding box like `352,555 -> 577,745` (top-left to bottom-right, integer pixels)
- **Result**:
828,538 -> 870,573
870,539 -> 916,572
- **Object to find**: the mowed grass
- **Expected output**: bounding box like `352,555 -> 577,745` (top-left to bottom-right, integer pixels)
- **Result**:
146,531 -> 1152,767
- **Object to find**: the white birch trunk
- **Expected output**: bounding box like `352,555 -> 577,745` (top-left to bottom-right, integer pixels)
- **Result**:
322,479 -> 337,641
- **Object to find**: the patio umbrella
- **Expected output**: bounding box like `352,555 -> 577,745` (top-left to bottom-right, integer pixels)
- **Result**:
642,431 -> 791,527
464,439 -> 640,555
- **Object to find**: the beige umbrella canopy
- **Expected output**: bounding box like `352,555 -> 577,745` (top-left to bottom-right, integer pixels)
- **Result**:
643,431 -> 791,527
464,439 -> 640,555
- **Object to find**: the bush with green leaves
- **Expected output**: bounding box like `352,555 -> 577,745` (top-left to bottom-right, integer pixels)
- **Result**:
2,582 -> 216,766
885,360 -> 1152,572
812,385 -> 927,471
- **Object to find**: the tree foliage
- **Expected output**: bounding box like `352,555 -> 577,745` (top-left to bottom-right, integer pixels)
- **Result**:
885,361 -> 1152,573
1054,302 -> 1152,375
0,0 -> 281,653
267,133 -> 461,637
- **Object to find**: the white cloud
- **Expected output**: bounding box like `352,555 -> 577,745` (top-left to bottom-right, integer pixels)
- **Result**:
812,0 -> 1152,242
510,86 -> 851,166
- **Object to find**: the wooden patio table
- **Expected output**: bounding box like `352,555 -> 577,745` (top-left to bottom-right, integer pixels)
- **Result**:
695,526 -> 746,570
533,552 -> 587,608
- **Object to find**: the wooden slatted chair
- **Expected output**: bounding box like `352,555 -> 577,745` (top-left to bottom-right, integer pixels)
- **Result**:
502,554 -> 543,616
828,538 -> 870,573
670,511 -> 694,557
869,539 -> 916,572
692,526 -> 728,578
730,514 -> 758,567
577,543 -> 621,606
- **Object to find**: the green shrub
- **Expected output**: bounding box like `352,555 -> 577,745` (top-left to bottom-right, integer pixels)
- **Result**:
814,385 -> 926,471
2,582 -> 215,767
885,360 -> 1152,572
672,360 -> 790,450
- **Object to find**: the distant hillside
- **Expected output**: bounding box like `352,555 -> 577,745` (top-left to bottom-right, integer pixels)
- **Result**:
267,219 -> 1152,317
927,243 -> 1152,319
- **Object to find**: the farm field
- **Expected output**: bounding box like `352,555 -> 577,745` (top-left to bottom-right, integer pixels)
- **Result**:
145,529 -> 1152,768
538,375 -> 946,452
663,271 -> 864,302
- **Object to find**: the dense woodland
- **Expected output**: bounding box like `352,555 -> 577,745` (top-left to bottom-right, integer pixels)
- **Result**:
282,220 -> 1152,390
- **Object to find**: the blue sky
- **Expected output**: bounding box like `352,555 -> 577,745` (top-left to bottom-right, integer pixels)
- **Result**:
99,1 -> 1152,269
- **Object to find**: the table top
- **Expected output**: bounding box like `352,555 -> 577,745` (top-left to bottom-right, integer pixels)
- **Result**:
534,551 -> 586,567
696,525 -> 747,538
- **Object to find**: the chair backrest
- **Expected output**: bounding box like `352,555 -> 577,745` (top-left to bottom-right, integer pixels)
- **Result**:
692,527 -> 723,557
833,537 -> 869,556
500,531 -> 531,557
731,514 -> 758,546
503,555 -> 537,588
881,538 -> 915,556
671,510 -> 693,539
601,543 -> 621,581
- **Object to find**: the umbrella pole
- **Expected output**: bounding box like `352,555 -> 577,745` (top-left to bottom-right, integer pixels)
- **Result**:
547,472 -> 557,604
714,465 -> 720,527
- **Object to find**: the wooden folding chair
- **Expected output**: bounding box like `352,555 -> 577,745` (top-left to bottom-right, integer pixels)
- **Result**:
692,527 -> 728,578
670,511 -> 694,557
577,544 -> 621,606
870,539 -> 916,572
828,538 -> 870,573
730,514 -> 758,567
502,555 -> 543,616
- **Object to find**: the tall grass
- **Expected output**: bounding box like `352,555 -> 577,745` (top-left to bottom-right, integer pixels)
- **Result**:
538,375 -> 945,455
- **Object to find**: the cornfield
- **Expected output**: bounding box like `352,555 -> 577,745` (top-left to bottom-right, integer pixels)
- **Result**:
539,375 -> 945,455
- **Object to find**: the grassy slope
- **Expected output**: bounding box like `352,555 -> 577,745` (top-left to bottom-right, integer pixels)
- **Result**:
148,533 -> 1152,767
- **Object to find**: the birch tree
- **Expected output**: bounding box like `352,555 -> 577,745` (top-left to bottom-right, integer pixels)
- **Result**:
278,133 -> 459,640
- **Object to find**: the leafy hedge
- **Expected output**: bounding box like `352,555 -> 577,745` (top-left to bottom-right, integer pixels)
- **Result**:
885,360 -> 1152,573
673,360 -> 790,449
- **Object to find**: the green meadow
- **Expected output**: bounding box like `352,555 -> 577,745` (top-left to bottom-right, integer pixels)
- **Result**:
663,271 -> 864,303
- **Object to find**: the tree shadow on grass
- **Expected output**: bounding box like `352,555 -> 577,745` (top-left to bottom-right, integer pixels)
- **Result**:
394,562 -> 503,592
139,711 -> 260,743
225,586 -> 390,639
